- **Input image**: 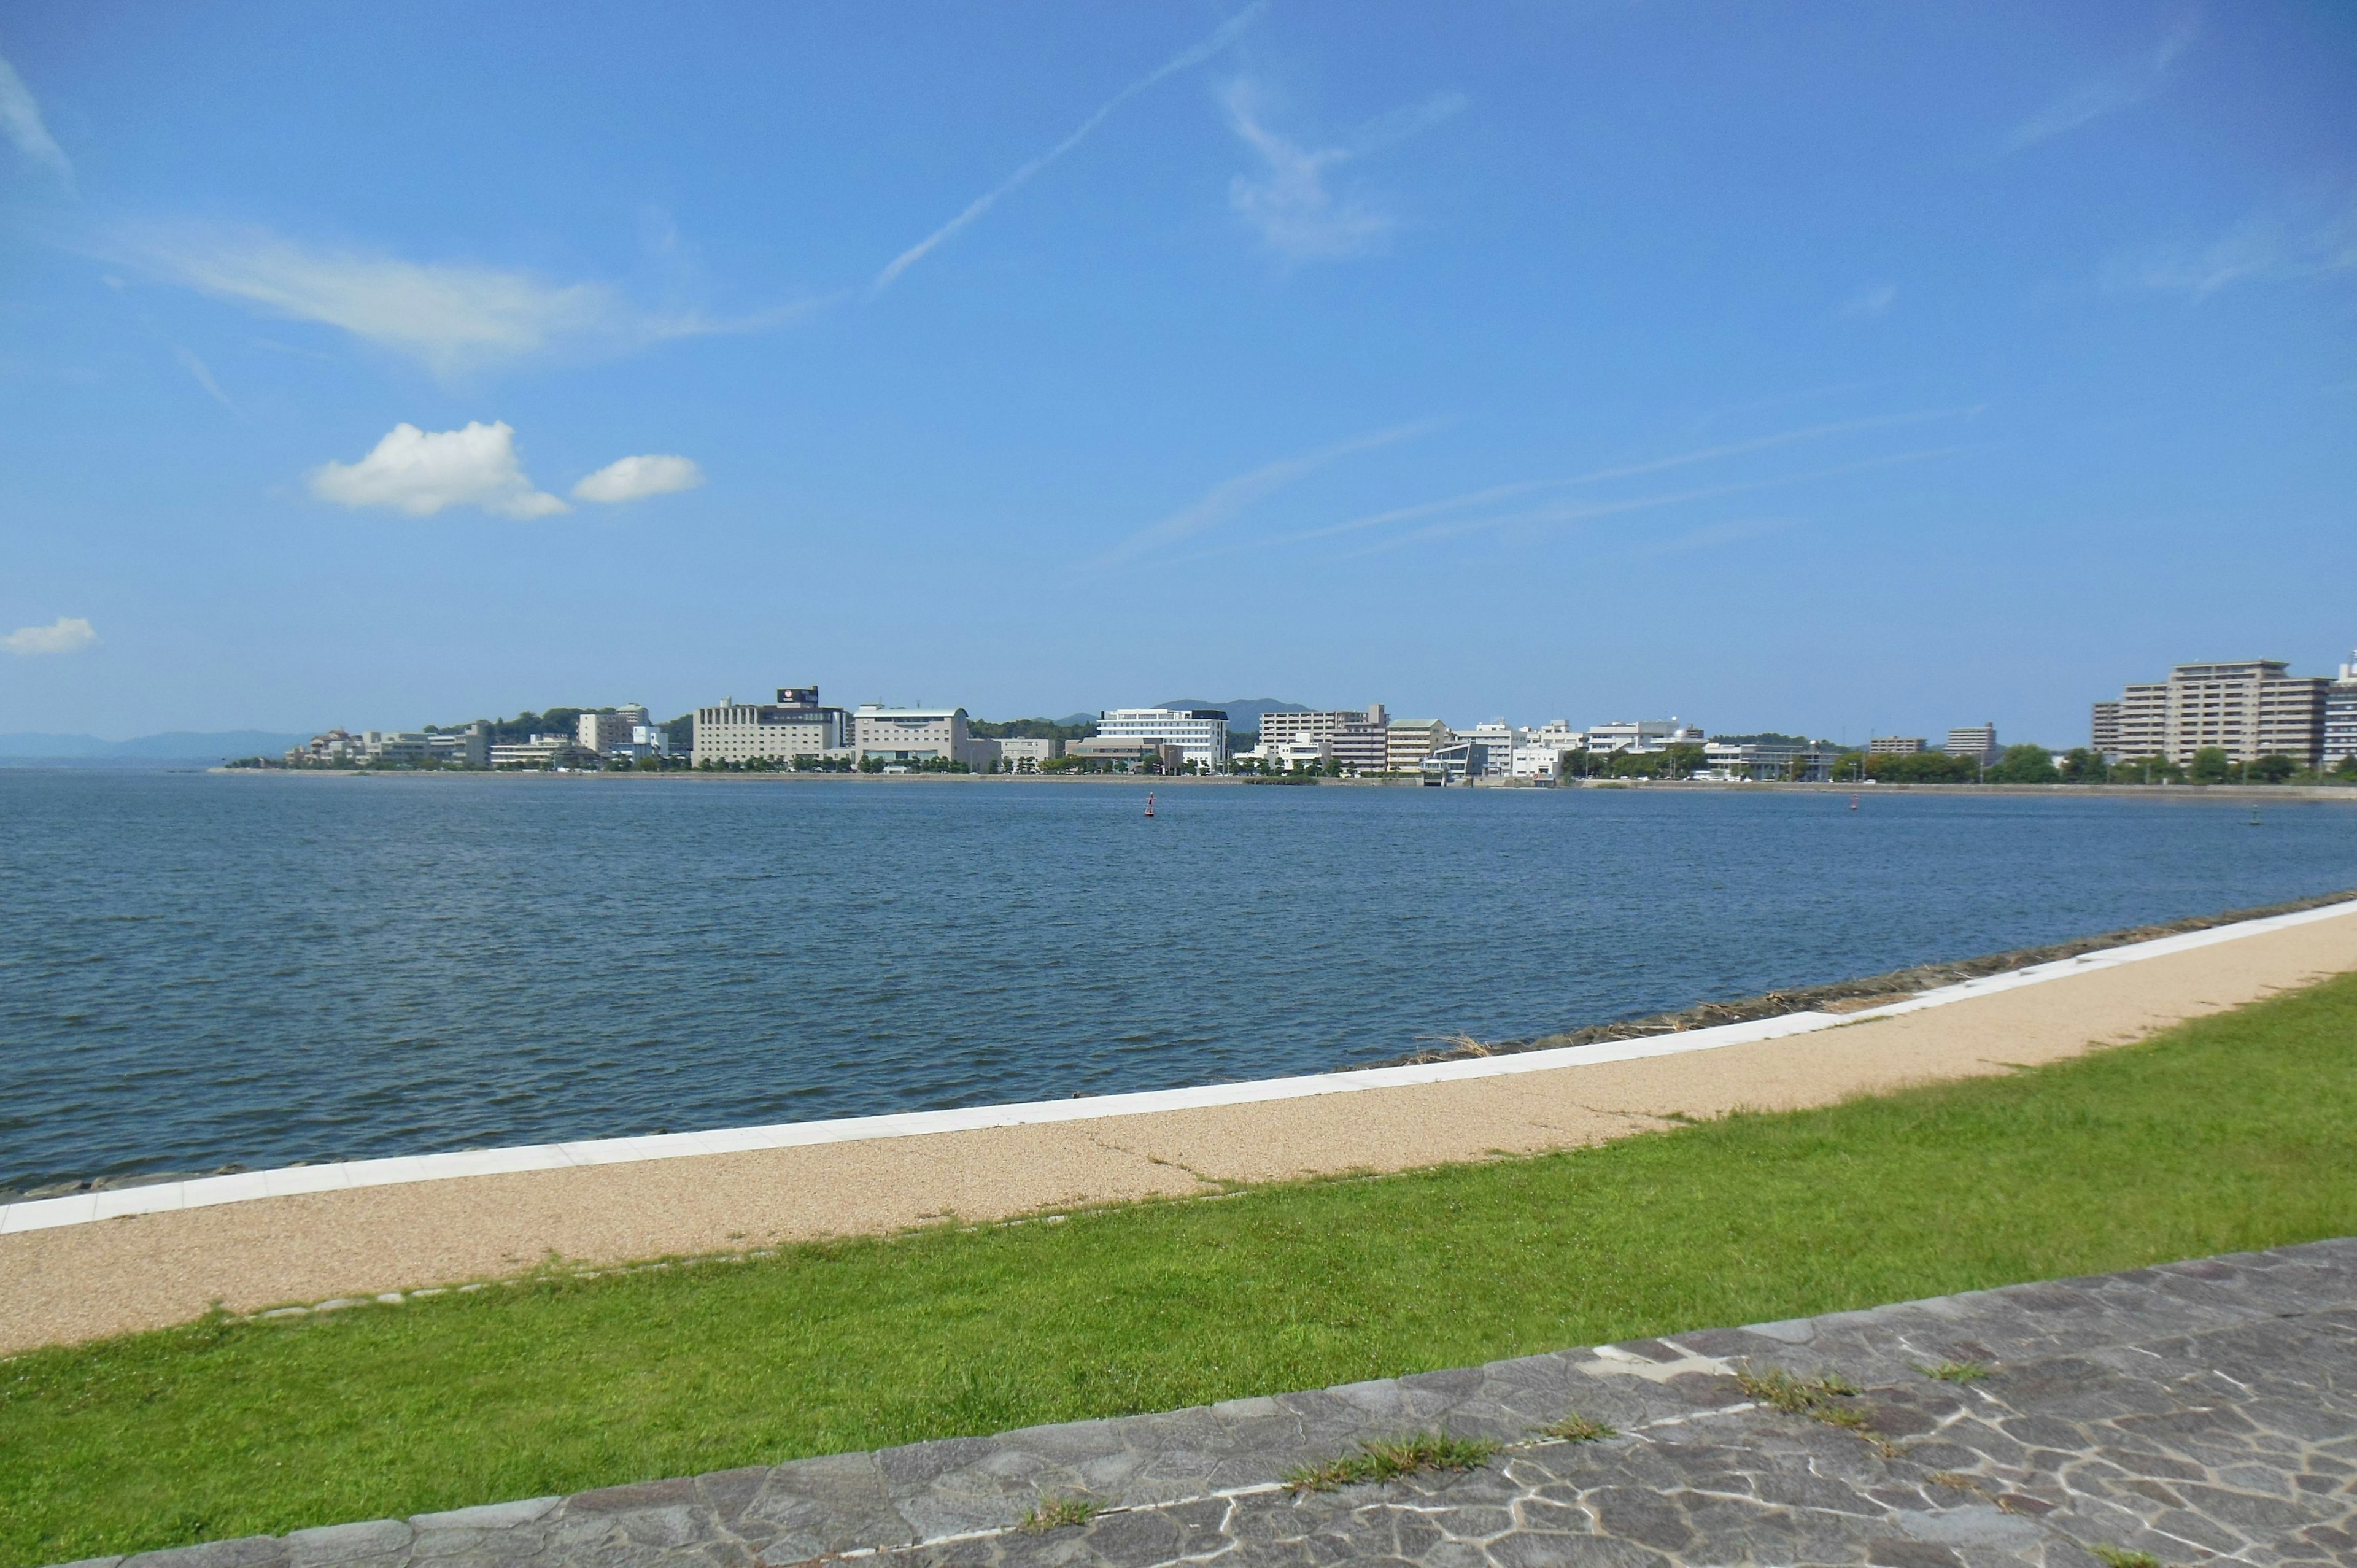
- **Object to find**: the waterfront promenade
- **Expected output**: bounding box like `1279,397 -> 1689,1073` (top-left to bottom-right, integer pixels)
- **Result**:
45,1237 -> 2357,1567
6,899 -> 2355,1355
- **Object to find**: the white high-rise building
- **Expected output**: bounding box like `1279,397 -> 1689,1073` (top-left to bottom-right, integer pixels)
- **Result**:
577,705 -> 650,755
1463,720 -> 1517,777
2324,653 -> 2357,768
1095,707 -> 1229,768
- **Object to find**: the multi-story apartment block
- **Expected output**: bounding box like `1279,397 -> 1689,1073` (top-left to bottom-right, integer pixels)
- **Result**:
1463,721 -> 1517,777
1384,719 -> 1452,774
694,686 -> 851,766
2097,660 -> 2331,766
576,705 -> 650,755
1868,736 -> 1926,755
2327,654 -> 2357,769
1262,705 -> 1384,751
853,703 -> 980,767
1329,719 -> 1390,774
2089,703 -> 2122,757
1943,724 -> 1999,763
1096,707 -> 1229,768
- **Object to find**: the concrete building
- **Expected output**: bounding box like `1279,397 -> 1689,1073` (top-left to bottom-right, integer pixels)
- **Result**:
1274,737 -> 1333,770
1943,724 -> 1999,764
853,703 -> 980,767
990,736 -> 1059,773
1095,707 -> 1229,769
2098,660 -> 2331,767
1384,719 -> 1452,774
1463,721 -> 1517,777
577,705 -> 650,755
1262,705 -> 1384,751
1587,719 -> 1698,754
489,735 -> 576,767
428,723 -> 492,767
1705,741 -> 1840,782
358,731 -> 435,764
2089,703 -> 2123,758
694,687 -> 852,767
2326,654 -> 2357,768
1420,741 -> 1476,785
1065,737 -> 1185,770
1868,736 -> 1927,756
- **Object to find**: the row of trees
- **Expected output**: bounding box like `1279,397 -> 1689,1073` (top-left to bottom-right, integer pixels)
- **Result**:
1843,744 -> 2356,786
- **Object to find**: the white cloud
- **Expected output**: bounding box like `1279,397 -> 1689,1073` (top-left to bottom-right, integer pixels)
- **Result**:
0,52 -> 72,188
109,222 -> 809,376
2007,12 -> 2197,151
309,422 -> 569,519
1225,83 -> 1463,262
4,616 -> 96,655
870,5 -> 1265,296
1840,282 -> 1898,318
572,454 -> 705,504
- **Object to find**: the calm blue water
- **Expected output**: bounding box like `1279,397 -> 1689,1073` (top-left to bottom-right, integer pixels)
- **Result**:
2,772 -> 2352,1192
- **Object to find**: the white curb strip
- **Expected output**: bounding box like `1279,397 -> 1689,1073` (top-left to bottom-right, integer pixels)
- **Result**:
8,898 -> 2354,1237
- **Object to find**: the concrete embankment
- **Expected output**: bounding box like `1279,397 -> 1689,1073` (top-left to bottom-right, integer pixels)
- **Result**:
5,901 -> 2355,1354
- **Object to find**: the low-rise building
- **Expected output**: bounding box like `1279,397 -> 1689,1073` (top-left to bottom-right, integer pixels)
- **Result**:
1705,741 -> 1840,781
1586,719 -> 1693,754
853,703 -> 981,767
1064,737 -> 1184,770
695,687 -> 852,767
1420,741 -> 1477,785
428,723 -> 491,767
1094,707 -> 1229,768
489,735 -> 578,768
1511,742 -> 1577,781
991,736 -> 1059,772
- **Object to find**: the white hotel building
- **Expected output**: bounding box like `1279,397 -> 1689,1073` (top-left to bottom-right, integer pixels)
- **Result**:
1095,707 -> 1229,768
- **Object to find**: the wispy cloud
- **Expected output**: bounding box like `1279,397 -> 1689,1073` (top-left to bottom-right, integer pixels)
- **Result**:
311,421 -> 570,519
1339,447 -> 1972,560
107,222 -> 817,377
1099,419 -> 1446,565
173,346 -> 234,411
2007,11 -> 2197,151
2105,202 -> 2357,298
0,52 -> 72,190
1225,82 -> 1464,261
4,616 -> 97,656
1253,408 -> 1980,554
870,6 -> 1264,296
1840,282 -> 1898,319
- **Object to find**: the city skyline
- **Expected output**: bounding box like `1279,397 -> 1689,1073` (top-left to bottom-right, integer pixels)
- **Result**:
4,3 -> 2353,743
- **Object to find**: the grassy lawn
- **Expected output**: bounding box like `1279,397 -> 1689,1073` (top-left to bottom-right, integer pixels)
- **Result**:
7,973 -> 2357,1565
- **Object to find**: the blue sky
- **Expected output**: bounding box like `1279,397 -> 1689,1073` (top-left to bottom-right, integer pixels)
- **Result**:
1,1 -> 2351,743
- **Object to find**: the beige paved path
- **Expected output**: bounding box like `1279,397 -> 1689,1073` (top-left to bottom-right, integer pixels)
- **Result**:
8,911 -> 2355,1355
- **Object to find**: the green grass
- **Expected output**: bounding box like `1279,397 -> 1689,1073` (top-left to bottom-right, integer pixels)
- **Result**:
1016,1496 -> 1100,1532
1284,1432 -> 1501,1493
6,973 -> 2357,1566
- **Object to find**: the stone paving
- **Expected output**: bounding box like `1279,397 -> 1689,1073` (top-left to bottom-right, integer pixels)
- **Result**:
67,1238 -> 2357,1568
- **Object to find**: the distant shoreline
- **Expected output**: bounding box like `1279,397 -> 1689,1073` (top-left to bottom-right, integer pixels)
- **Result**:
198,767 -> 2357,802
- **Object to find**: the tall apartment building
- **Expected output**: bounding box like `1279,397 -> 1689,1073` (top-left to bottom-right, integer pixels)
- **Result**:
853,704 -> 979,767
576,705 -> 650,755
1384,719 -> 1452,773
2327,654 -> 2357,768
1868,736 -> 1927,755
1096,707 -> 1230,768
2089,703 -> 2122,757
693,686 -> 851,766
2097,660 -> 2330,766
1943,724 -> 1999,763
1262,704 -> 1384,749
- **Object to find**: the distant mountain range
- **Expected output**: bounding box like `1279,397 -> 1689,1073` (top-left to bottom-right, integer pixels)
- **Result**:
0,730 -> 311,761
